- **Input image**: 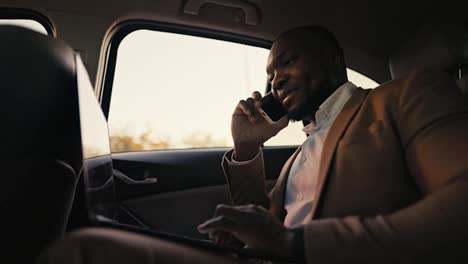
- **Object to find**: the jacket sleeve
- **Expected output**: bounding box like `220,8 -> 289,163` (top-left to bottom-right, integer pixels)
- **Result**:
302,69 -> 468,264
222,149 -> 270,208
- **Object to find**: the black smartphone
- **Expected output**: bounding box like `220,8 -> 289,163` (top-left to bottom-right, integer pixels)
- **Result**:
259,92 -> 288,124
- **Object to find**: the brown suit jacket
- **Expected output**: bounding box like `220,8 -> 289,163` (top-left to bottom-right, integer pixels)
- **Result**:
222,69 -> 468,264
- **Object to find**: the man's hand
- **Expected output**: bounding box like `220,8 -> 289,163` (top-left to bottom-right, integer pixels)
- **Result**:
232,91 -> 288,161
197,204 -> 296,258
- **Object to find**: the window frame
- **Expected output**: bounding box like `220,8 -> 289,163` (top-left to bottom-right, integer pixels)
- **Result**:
97,20 -> 272,119
0,8 -> 55,36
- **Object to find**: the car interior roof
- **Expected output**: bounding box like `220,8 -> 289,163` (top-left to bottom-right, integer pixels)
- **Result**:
2,0 -> 468,84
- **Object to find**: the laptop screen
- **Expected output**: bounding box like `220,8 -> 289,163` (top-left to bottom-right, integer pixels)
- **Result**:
76,55 -> 116,219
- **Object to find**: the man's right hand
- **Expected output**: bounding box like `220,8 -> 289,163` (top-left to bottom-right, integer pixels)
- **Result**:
232,91 -> 289,161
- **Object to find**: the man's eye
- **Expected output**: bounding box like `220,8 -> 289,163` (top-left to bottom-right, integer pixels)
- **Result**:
268,75 -> 274,83
284,57 -> 295,66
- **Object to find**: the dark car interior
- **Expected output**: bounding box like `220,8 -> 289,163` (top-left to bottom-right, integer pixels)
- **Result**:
0,0 -> 467,262
0,26 -> 81,263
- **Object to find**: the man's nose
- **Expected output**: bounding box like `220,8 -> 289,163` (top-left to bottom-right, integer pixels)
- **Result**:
272,73 -> 288,91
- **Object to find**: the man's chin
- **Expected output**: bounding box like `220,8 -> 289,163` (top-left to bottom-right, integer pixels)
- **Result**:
287,110 -> 307,122
287,103 -> 316,122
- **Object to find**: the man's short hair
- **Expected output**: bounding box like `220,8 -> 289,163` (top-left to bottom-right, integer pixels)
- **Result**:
276,25 -> 344,63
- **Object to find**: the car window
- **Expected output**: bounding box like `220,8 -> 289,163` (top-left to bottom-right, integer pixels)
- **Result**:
0,19 -> 48,35
108,29 -> 379,152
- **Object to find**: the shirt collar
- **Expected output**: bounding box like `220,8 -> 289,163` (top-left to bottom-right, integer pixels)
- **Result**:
302,81 -> 357,134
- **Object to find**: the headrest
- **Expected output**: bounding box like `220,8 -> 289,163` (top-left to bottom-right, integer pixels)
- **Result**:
0,26 -> 82,172
389,24 -> 468,80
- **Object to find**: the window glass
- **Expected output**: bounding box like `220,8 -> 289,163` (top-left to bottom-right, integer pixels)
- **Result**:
108,29 -> 379,152
0,19 -> 48,35
77,56 -> 112,159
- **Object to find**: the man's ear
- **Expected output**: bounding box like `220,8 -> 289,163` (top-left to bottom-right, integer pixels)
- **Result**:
332,53 -> 345,71
326,58 -> 340,88
331,53 -> 347,83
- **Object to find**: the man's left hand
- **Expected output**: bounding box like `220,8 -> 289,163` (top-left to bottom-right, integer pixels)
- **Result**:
197,204 -> 296,258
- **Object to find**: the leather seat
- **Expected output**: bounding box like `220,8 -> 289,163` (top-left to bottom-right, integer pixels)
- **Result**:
0,26 -> 82,263
389,23 -> 468,94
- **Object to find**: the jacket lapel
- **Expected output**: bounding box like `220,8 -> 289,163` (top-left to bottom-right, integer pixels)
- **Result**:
311,88 -> 368,219
270,146 -> 302,220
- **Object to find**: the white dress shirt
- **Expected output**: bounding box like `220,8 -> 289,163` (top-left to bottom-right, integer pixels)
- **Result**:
230,82 -> 357,228
283,82 -> 357,228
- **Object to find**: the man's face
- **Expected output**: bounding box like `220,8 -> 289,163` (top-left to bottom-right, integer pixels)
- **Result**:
266,36 -> 332,121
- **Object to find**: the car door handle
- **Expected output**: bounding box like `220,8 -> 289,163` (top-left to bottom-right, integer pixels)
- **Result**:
113,169 -> 158,185
183,0 -> 260,26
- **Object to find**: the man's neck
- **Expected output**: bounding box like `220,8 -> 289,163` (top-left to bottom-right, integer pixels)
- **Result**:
302,80 -> 356,124
303,114 -> 316,123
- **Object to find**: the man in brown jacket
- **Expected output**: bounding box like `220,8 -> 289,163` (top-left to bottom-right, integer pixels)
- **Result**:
197,26 -> 468,263
40,26 -> 468,264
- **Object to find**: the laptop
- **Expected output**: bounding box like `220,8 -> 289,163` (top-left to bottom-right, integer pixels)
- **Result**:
75,55 -> 293,263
